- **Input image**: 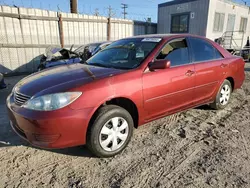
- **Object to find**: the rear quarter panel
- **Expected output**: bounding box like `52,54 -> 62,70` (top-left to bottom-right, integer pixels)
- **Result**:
230,57 -> 245,89
211,39 -> 245,91
213,56 -> 245,95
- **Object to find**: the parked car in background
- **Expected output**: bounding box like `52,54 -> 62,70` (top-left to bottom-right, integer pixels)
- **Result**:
0,73 -> 6,89
215,35 -> 250,62
231,48 -> 250,62
7,34 -> 245,157
37,41 -> 112,71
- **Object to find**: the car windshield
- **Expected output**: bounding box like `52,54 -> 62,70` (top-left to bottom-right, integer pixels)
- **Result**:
86,38 -> 161,69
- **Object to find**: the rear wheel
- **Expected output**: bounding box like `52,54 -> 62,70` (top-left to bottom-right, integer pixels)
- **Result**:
210,80 -> 232,110
87,105 -> 134,157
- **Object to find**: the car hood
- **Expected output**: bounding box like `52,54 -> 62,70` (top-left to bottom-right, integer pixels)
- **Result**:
14,64 -> 124,97
44,58 -> 82,67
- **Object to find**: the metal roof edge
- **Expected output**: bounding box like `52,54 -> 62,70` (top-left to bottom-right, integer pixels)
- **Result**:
158,0 -> 199,8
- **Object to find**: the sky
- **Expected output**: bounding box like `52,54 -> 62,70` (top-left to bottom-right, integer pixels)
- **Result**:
0,0 -> 249,22
0,0 -> 168,22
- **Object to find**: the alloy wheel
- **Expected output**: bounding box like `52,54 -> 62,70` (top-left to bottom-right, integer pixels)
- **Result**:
220,84 -> 231,105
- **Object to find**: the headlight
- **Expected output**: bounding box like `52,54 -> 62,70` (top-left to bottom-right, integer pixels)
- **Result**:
22,92 -> 82,111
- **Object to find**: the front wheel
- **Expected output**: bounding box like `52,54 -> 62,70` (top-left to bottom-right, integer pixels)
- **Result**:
210,80 -> 232,110
87,105 -> 134,158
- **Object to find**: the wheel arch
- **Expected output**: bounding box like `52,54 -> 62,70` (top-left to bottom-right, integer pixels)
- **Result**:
225,76 -> 235,90
87,97 -> 140,133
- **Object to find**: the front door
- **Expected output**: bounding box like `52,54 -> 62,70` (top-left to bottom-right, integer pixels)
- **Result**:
143,38 -> 195,121
226,14 -> 236,32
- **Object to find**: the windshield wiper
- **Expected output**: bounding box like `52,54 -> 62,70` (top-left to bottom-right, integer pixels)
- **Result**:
89,62 -> 109,68
90,62 -> 126,70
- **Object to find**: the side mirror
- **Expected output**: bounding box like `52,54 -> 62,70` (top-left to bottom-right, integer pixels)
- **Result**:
149,59 -> 171,71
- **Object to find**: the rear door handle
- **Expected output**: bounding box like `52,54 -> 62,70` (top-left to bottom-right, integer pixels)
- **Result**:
221,63 -> 228,68
185,70 -> 195,77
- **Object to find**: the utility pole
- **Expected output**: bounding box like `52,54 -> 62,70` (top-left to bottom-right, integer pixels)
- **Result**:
121,3 -> 128,19
107,5 -> 114,41
70,0 -> 78,13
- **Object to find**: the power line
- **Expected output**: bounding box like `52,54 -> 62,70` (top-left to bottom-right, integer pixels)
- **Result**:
107,5 -> 115,18
127,3 -> 157,9
94,8 -> 100,16
121,3 -> 128,19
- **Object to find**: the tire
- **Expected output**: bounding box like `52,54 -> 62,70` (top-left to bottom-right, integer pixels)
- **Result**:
210,80 -> 232,110
87,105 -> 134,158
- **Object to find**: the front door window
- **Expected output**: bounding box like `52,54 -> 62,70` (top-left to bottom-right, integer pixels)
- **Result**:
156,38 -> 190,67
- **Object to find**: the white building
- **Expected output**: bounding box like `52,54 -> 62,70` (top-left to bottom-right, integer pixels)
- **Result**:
158,0 -> 250,50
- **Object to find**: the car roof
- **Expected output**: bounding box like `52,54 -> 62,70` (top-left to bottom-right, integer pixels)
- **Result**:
124,34 -> 206,40
127,34 -> 177,39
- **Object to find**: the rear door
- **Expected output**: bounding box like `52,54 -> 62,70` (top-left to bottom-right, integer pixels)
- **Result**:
143,37 -> 195,120
188,37 -> 226,104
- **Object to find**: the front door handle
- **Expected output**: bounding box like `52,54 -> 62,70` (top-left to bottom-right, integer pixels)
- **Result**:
185,70 -> 195,77
221,63 -> 228,68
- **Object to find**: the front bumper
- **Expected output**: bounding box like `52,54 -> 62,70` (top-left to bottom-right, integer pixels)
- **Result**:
7,94 -> 94,149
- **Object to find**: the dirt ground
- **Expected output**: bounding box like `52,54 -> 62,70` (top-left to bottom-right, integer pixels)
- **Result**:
0,64 -> 250,188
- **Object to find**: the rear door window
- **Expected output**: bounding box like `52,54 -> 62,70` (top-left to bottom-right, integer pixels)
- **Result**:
189,37 -> 223,62
156,38 -> 190,67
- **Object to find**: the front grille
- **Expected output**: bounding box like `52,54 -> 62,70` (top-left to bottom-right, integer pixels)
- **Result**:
14,91 -> 31,106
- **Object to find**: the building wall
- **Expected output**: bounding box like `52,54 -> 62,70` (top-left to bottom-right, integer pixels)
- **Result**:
206,0 -> 250,48
157,0 -> 210,36
134,21 -> 157,36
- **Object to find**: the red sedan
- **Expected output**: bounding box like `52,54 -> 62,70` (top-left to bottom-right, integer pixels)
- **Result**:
7,34 -> 245,157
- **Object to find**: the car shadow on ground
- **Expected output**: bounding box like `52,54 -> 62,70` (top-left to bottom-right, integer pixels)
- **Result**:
195,105 -> 213,111
0,126 -> 95,158
43,146 -> 95,157
0,117 -> 95,157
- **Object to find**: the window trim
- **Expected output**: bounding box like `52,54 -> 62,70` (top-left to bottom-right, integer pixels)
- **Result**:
213,12 -> 225,32
239,17 -> 248,33
187,37 -> 225,64
154,37 -> 192,68
170,12 -> 190,33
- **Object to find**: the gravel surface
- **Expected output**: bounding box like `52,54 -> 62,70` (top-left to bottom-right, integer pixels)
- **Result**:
0,65 -> 250,188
